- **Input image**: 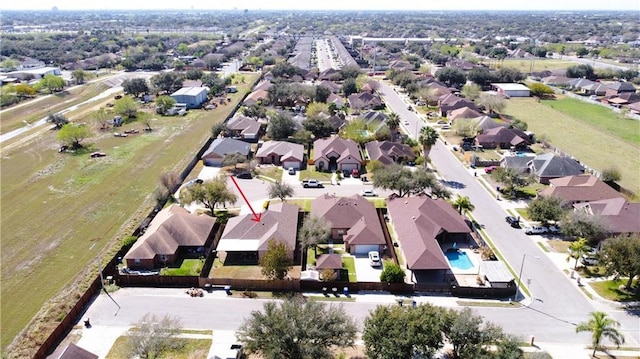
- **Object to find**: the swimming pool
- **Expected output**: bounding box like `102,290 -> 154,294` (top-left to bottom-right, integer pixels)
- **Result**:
445,250 -> 474,270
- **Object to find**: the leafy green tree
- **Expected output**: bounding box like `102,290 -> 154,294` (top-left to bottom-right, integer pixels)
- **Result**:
340,119 -> 372,146
242,104 -> 267,119
39,74 -> 65,93
452,195 -> 475,215
299,215 -> 331,257
600,234 -> 640,289
57,124 -> 92,149
477,93 -> 506,116
528,196 -> 565,224
71,69 -> 86,84
435,67 -> 467,88
494,67 -> 525,83
418,126 -> 439,158
155,95 -> 176,115
267,180 -> 294,202
363,304 -> 448,359
380,263 -> 405,283
468,67 -> 496,88
600,167 -> 622,183
179,177 -> 237,217
528,83 -> 554,97
430,182 -> 453,200
151,72 -> 183,95
122,77 -> 150,98
114,96 -> 139,118
386,112 -> 400,134
127,313 -> 183,359
373,164 -> 436,197
237,298 -> 357,359
566,64 -> 595,80
314,85 -> 331,103
185,69 -> 203,80
576,312 -> 625,357
452,118 -> 480,138
461,83 -> 481,100
567,238 -> 592,270
560,211 -> 609,243
490,167 -> 532,194
222,153 -> 247,174
93,108 -> 111,130
510,118 -> 528,131
211,122 -> 229,138
445,308 -> 504,359
576,47 -> 589,57
342,77 -> 358,97
259,239 -> 293,280
47,113 -> 69,129
267,112 -> 296,140
303,117 -> 334,139
15,83 -> 36,99
305,102 -> 329,118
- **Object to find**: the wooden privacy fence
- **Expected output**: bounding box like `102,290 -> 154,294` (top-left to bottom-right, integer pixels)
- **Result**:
452,285 -> 516,299
300,280 -> 414,294
199,278 -> 300,292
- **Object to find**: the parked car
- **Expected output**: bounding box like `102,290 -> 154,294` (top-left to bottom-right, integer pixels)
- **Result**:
185,178 -> 204,187
505,216 -> 520,228
581,255 -> 598,266
361,189 -> 378,197
90,152 -> 107,158
351,168 -> 360,178
441,124 -> 451,130
368,251 -> 381,267
484,166 -> 498,174
548,225 -> 561,234
236,171 -> 252,179
288,167 -> 296,175
524,225 -> 549,235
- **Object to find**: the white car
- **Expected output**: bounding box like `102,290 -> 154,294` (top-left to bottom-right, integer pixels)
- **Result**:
548,225 -> 561,234
368,251 -> 381,267
524,225 -> 548,235
361,189 -> 378,197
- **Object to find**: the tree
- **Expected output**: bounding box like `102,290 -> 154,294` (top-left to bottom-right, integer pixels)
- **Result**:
114,96 -> 139,118
418,126 -> 439,158
237,298 -> 357,359
211,122 -> 229,138
47,113 -> 69,129
452,195 -> 475,215
303,117 -> 334,139
576,47 -> 589,57
222,153 -> 247,174
159,172 -> 180,199
576,311 -> 625,357
93,108 -> 111,130
600,167 -> 622,183
267,112 -> 296,140
527,196 -> 565,224
57,124 -> 92,149
39,74 -> 65,93
452,118 -> 480,138
155,95 -> 176,115
468,67 -> 496,88
430,182 -> 453,200
461,83 -> 481,100
560,211 -> 609,242
490,167 -> 532,195
151,72 -> 183,95
494,68 -> 525,83
380,263 -> 405,283
386,112 -> 400,135
122,78 -> 150,98
259,239 -> 293,280
179,177 -> 237,217
363,304 -> 448,359
314,85 -> 331,103
435,67 -> 467,88
373,164 -> 436,197
566,64 -> 595,80
126,313 -> 183,359
567,238 -> 592,270
15,83 -> 36,99
243,104 -> 267,119
528,83 -> 554,97
305,102 -> 329,118
342,77 -> 357,97
510,118 -> 528,131
185,69 -> 203,80
299,215 -> 331,257
477,93 -> 506,116
267,180 -> 294,202
445,307 -> 505,359
71,69 -> 86,84
600,234 -> 640,289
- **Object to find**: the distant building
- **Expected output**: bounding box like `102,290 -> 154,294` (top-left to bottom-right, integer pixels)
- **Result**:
170,87 -> 209,109
491,83 -> 530,98
6,66 -> 61,80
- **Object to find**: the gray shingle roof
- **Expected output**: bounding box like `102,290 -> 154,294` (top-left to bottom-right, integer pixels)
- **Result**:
202,138 -> 251,159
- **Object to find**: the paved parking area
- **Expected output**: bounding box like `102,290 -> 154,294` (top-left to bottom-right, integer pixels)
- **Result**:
353,255 -> 383,282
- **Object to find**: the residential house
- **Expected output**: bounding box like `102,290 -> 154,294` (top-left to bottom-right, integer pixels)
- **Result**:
574,198 -> 640,236
438,94 -> 479,117
326,92 -> 345,108
201,138 -> 251,167
243,89 -> 269,106
628,102 -> 640,114
255,140 -> 305,169
253,79 -> 273,92
581,82 -> 608,96
527,153 -> 585,184
170,87 -> 209,109
313,136 -> 362,172
473,115 -> 506,132
448,107 -> 482,122
566,78 -> 595,94
123,205 -> 217,269
310,194 -> 385,254
217,203 -> 299,261
538,174 -> 623,205
314,254 -> 343,277
542,75 -> 571,86
365,140 -> 415,165
48,343 -> 98,359
491,83 -> 531,98
347,92 -> 383,110
226,115 -> 262,142
501,155 -> 536,174
386,196 -> 472,283
475,126 -> 531,150
318,80 -> 342,93
445,58 -> 477,71
388,59 -> 414,71
318,68 -> 342,81
605,81 -> 637,97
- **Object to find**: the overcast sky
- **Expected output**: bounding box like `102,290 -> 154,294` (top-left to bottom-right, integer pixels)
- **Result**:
1,0 -> 639,11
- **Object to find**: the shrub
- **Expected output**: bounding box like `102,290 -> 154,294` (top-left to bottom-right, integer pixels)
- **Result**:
380,263 -> 406,283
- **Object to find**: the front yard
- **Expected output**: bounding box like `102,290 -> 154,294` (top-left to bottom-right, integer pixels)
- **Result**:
589,279 -> 640,302
298,167 -> 334,181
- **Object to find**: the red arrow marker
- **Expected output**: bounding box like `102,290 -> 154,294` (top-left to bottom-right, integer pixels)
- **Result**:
230,176 -> 262,222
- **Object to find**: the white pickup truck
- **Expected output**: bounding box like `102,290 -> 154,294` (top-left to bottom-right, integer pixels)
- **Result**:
301,179 -> 324,188
212,344 -> 244,359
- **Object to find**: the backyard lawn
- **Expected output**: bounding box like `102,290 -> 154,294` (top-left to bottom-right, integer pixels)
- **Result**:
161,259 -> 205,276
342,257 -> 358,283
504,97 -> 640,195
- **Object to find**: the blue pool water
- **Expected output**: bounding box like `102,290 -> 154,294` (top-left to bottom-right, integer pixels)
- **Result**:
445,251 -> 474,270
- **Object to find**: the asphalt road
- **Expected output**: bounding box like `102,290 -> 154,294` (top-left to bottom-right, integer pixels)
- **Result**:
377,81 -> 640,345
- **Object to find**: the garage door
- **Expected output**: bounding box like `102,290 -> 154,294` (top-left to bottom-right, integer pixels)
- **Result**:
282,161 -> 300,170
354,244 -> 379,255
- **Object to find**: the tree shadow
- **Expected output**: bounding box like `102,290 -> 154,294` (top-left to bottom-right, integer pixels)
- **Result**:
440,180 -> 466,189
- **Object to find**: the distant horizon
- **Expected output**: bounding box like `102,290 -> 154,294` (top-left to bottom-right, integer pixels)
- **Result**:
1,0 -> 638,11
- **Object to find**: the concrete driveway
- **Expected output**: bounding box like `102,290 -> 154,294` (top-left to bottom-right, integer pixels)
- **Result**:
353,255 -> 383,282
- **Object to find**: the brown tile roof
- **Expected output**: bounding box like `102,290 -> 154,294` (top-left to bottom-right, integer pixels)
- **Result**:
124,205 -> 216,261
476,127 -> 530,147
255,141 -> 304,162
387,197 -> 471,270
218,202 -> 299,252
365,140 -> 415,165
539,175 -> 623,204
313,136 -> 362,163
311,194 -> 385,246
448,106 -> 482,121
48,343 -> 98,359
227,115 -> 262,136
575,198 -> 640,235
315,254 -> 343,270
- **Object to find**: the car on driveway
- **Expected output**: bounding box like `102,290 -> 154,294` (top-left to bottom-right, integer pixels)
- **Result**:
288,167 -> 296,175
524,225 -> 548,235
548,225 -> 561,234
368,251 -> 381,267
361,189 -> 378,197
505,216 -> 520,228
484,166 -> 498,174
235,171 -> 252,179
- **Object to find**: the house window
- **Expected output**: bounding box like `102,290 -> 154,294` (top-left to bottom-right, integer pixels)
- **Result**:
337,229 -> 345,237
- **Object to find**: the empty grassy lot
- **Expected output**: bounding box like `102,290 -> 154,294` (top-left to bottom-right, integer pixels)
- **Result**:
0,73 -> 258,354
504,97 -> 640,195
493,58 -> 579,72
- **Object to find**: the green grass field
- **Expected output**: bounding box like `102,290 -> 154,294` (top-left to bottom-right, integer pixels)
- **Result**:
504,97 -> 640,195
106,336 -> 211,359
0,74 -> 258,354
490,58 -> 578,72
589,279 -> 640,302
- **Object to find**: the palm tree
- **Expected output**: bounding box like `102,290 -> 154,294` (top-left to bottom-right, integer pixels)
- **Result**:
418,126 -> 439,159
576,311 -> 625,357
452,195 -> 475,215
386,112 -> 400,141
567,237 -> 591,270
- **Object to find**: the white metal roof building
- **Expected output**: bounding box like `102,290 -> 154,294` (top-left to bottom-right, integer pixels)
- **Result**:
491,83 -> 531,98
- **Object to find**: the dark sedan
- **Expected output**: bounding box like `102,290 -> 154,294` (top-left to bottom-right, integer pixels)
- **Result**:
505,216 -> 520,228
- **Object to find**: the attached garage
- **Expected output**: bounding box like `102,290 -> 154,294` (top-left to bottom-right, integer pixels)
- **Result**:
353,244 -> 380,255
282,160 -> 301,169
